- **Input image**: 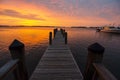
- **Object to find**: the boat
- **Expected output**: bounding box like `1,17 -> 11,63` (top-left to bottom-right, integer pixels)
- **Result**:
96,27 -> 102,32
100,26 -> 120,33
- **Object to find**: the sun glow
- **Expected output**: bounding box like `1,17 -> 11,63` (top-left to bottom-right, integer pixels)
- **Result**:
0,0 -> 119,26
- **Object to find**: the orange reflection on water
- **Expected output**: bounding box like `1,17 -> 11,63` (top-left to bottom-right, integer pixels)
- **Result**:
0,27 -> 53,52
16,28 -> 51,46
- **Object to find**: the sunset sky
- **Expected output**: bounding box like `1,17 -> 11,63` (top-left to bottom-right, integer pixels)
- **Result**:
0,0 -> 120,27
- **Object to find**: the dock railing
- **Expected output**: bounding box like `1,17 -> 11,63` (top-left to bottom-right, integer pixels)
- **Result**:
0,59 -> 19,80
0,29 -> 118,80
0,39 -> 28,80
84,43 -> 117,80
92,63 -> 117,80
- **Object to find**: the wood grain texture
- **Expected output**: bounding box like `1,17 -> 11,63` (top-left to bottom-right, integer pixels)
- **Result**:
30,31 -> 83,80
93,63 -> 117,80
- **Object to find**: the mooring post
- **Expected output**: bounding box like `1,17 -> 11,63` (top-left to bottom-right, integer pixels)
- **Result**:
63,29 -> 65,33
65,32 -> 67,44
60,28 -> 63,35
84,43 -> 105,80
53,29 -> 55,37
56,28 -> 58,32
49,32 -> 52,45
63,29 -> 65,37
54,28 -> 57,37
60,29 -> 65,37
9,39 -> 28,80
55,28 -> 58,35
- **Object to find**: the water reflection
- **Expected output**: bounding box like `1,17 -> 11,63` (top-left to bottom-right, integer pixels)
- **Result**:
67,28 -> 120,79
0,27 -> 53,59
0,27 -> 120,79
96,32 -> 115,41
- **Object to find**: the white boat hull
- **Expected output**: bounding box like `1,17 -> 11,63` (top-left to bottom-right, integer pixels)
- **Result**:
101,30 -> 120,33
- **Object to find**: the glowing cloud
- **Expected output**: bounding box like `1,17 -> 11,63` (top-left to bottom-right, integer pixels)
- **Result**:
0,0 -> 120,26
0,9 -> 45,20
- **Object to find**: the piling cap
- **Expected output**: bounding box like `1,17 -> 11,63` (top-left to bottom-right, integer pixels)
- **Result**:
88,43 -> 105,53
65,32 -> 67,34
9,39 -> 24,50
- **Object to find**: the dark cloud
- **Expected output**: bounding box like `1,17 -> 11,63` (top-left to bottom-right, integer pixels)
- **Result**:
0,9 -> 45,20
27,0 -> 120,17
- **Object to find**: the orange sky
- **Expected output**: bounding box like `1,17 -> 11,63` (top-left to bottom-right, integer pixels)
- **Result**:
0,0 -> 120,27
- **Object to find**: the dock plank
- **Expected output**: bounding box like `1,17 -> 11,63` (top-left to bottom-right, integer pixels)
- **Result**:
30,30 -> 83,80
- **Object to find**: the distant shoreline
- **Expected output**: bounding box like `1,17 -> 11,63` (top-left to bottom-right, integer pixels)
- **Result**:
0,25 -> 56,28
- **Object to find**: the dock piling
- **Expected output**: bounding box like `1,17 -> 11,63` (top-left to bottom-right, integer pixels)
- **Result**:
65,32 -> 67,44
63,29 -> 65,37
60,28 -> 63,36
84,43 -> 105,80
9,39 -> 28,80
53,28 -> 57,37
49,32 -> 52,45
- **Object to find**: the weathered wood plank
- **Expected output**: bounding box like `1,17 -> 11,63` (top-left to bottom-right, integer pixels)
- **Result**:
30,30 -> 83,80
0,59 -> 19,80
93,63 -> 117,80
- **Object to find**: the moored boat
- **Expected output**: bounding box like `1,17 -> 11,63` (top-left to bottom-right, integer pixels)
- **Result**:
101,26 -> 120,33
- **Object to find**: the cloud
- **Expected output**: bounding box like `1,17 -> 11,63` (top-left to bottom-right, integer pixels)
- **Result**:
0,9 -> 45,21
28,0 -> 120,17
0,0 -> 120,26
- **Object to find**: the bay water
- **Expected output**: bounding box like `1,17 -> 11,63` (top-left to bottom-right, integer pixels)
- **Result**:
0,27 -> 120,79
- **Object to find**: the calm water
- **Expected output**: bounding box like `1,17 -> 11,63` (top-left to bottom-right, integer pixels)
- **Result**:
0,27 -> 120,79
0,27 -> 52,59
0,27 -> 53,79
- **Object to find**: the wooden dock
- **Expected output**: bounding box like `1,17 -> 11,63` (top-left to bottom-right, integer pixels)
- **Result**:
30,30 -> 83,80
0,29 -> 117,80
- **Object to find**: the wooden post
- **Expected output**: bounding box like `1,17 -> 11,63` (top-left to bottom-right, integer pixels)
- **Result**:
53,28 -> 57,37
13,68 -> 21,80
60,29 -> 63,35
56,28 -> 58,32
63,29 -> 65,37
84,43 -> 105,80
63,29 -> 65,33
60,29 -> 65,37
49,32 -> 52,45
53,29 -> 56,37
65,32 -> 67,44
9,39 -> 28,80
